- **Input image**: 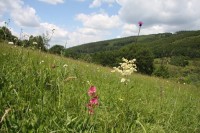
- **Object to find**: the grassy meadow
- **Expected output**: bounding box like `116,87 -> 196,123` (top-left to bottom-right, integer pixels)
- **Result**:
0,43 -> 200,132
154,58 -> 200,86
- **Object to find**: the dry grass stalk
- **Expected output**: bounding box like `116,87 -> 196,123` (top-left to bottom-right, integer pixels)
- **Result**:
65,76 -> 77,82
0,108 -> 11,124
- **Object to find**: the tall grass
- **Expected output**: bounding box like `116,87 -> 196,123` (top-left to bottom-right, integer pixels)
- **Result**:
0,43 -> 200,132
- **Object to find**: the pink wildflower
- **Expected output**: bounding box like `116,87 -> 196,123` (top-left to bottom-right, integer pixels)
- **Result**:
86,86 -> 99,115
90,96 -> 98,105
87,103 -> 93,109
88,109 -> 94,115
88,86 -> 96,96
138,21 -> 143,27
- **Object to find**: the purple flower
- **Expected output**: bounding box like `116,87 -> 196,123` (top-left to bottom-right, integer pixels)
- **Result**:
138,21 -> 143,27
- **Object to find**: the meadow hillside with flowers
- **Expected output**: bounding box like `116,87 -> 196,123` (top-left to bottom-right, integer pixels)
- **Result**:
64,30 -> 200,86
0,42 -> 200,132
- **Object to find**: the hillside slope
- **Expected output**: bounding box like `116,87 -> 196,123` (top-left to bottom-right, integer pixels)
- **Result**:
65,30 -> 200,58
0,43 -> 200,132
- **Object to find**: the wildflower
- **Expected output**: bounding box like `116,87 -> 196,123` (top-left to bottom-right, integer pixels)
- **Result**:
111,70 -> 115,73
135,21 -> 143,45
8,42 -> 14,45
88,86 -> 96,96
33,42 -> 37,45
121,78 -> 126,83
118,98 -> 124,101
88,109 -> 94,115
87,86 -> 99,115
138,21 -> 143,27
87,103 -> 93,109
39,60 -> 44,64
112,57 -> 137,83
63,64 -> 68,67
90,96 -> 98,105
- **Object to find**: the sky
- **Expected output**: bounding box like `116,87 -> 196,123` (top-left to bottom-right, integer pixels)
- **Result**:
0,0 -> 200,48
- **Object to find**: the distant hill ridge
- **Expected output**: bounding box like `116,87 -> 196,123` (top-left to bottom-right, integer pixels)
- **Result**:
65,30 -> 200,57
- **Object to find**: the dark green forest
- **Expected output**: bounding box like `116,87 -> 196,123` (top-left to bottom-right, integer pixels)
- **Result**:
64,31 -> 199,72
65,31 -> 200,59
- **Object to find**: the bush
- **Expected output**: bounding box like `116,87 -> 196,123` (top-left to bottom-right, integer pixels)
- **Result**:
153,65 -> 170,78
135,48 -> 154,75
170,56 -> 189,67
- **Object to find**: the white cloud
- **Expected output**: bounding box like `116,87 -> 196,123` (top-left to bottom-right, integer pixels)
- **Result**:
0,0 -> 40,27
118,0 -> 200,27
0,3 -> 7,18
67,12 -> 122,47
140,25 -> 166,35
115,0 -> 200,37
89,0 -> 116,8
68,31 -> 103,47
38,0 -> 64,5
11,6 -> 40,27
34,22 -> 102,48
121,23 -> 137,37
38,23 -> 68,46
77,27 -> 102,35
76,13 -> 121,30
89,0 -> 101,8
40,23 -> 68,38
121,23 -> 166,36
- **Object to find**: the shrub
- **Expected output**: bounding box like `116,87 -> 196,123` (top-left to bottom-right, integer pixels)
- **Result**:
170,56 -> 189,67
135,48 -> 154,75
153,64 -> 170,78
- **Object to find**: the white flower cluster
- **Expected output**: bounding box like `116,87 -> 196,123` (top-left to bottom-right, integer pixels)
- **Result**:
33,42 -> 38,45
8,42 -> 14,45
112,57 -> 137,83
63,64 -> 68,67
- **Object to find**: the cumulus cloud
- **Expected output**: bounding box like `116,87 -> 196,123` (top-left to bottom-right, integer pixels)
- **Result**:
76,27 -> 102,36
0,0 -> 40,27
121,23 -> 138,37
11,6 -> 40,27
38,0 -> 64,5
116,0 -> 200,36
76,13 -> 121,30
118,0 -> 200,26
35,22 -> 102,48
68,30 -> 103,47
38,23 -> 68,46
89,0 -> 116,8
66,12 -> 123,47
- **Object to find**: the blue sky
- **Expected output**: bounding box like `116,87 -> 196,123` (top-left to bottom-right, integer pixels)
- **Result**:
1,0 -> 200,48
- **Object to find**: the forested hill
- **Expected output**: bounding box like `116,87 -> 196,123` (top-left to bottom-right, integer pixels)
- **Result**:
65,30 -> 200,58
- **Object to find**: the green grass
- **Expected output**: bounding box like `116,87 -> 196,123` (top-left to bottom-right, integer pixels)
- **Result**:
154,58 -> 200,86
0,43 -> 200,132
